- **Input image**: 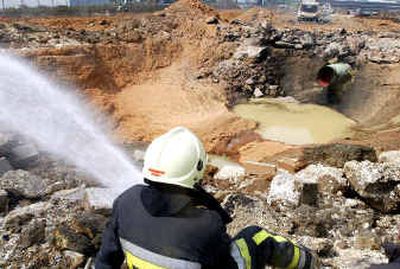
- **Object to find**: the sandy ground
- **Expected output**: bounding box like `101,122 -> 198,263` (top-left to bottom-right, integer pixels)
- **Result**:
6,3 -> 400,162
113,49 -> 256,153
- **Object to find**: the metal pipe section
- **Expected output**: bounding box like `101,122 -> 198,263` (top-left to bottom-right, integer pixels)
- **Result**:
317,63 -> 352,87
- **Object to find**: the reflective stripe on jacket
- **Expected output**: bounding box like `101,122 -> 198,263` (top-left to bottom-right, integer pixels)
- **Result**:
95,184 -> 237,269
230,226 -> 307,269
120,238 -> 201,269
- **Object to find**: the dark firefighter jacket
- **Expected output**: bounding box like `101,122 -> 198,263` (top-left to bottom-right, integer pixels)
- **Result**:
95,182 -> 237,269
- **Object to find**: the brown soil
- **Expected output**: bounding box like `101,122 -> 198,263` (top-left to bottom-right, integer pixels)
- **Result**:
11,2 -> 400,162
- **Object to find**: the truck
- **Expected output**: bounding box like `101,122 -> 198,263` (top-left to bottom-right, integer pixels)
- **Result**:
297,0 -> 321,22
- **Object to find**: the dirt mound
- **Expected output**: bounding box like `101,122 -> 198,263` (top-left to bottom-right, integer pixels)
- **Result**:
166,0 -> 219,17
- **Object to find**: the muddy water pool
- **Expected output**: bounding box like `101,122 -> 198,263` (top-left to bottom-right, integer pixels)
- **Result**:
234,98 -> 355,145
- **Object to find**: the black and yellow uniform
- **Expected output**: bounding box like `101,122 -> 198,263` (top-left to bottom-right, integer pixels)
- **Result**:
95,182 -> 317,269
95,183 -> 235,269
231,226 -> 317,269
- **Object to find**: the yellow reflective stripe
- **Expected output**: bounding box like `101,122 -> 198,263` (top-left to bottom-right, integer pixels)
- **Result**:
125,251 -> 166,269
274,235 -> 289,243
287,245 -> 300,269
252,230 -> 301,269
235,239 -> 252,269
252,230 -> 269,245
252,230 -> 288,245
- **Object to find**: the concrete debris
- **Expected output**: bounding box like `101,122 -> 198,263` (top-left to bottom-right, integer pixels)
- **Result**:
53,226 -> 95,255
267,164 -> 347,209
253,87 -> 264,98
4,202 -> 50,230
83,187 -> 119,215
296,236 -> 334,257
344,160 -> 400,213
214,165 -> 245,183
296,164 -> 347,194
51,187 -> 86,202
267,170 -> 300,208
241,161 -> 277,180
233,45 -> 269,61
18,218 -> 46,249
0,170 -> 46,199
304,144 -> 377,168
69,212 -> 107,240
379,150 -> 400,166
277,156 -> 307,173
1,4 -> 400,268
63,250 -> 86,269
327,248 -> 387,269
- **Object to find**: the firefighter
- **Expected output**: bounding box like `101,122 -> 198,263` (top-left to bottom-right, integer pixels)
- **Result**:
95,127 -> 319,269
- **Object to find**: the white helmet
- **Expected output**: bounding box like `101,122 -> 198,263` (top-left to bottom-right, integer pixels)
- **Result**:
142,127 -> 207,189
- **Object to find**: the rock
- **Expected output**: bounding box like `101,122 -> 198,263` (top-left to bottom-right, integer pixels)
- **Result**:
328,248 -> 387,269
268,164 -> 347,209
83,188 -> 119,215
0,170 -> 46,199
230,19 -> 245,25
277,156 -> 307,173
0,157 -> 12,177
299,33 -> 314,48
53,226 -> 95,256
245,78 -> 254,85
304,143 -> 377,168
296,236 -> 334,257
379,151 -> 400,166
344,160 -> 400,212
51,187 -> 85,202
18,219 -> 45,249
253,88 -> 264,98
273,41 -> 295,49
296,164 -> 348,194
69,212 -> 107,249
8,143 -> 39,168
206,16 -> 219,24
234,45 -> 269,61
214,165 -> 245,184
99,19 -> 109,26
294,44 -> 303,50
222,193 -> 257,216
4,202 -> 49,230
241,161 -> 277,180
351,233 -> 381,250
0,189 -> 8,215
267,170 -> 300,209
299,183 -> 319,207
268,85 -> 280,96
62,250 -> 85,269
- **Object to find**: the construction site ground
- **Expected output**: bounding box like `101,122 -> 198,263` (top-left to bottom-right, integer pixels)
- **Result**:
1,1 -> 400,267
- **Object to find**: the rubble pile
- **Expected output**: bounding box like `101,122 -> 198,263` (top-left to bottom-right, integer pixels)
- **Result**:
1,1 -> 400,268
209,22 -> 400,104
211,150 -> 400,268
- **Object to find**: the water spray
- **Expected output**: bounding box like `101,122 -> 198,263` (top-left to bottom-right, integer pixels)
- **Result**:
0,53 -> 142,191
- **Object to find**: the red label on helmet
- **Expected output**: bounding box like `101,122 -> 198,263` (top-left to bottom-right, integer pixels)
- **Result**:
149,168 -> 165,177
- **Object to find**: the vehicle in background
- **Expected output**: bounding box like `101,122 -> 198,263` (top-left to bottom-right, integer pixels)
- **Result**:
297,0 -> 321,22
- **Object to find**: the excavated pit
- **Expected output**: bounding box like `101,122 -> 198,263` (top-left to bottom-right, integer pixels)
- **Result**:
2,2 -> 400,268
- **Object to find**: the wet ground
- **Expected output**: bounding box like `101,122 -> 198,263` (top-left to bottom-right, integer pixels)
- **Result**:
234,98 -> 356,145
